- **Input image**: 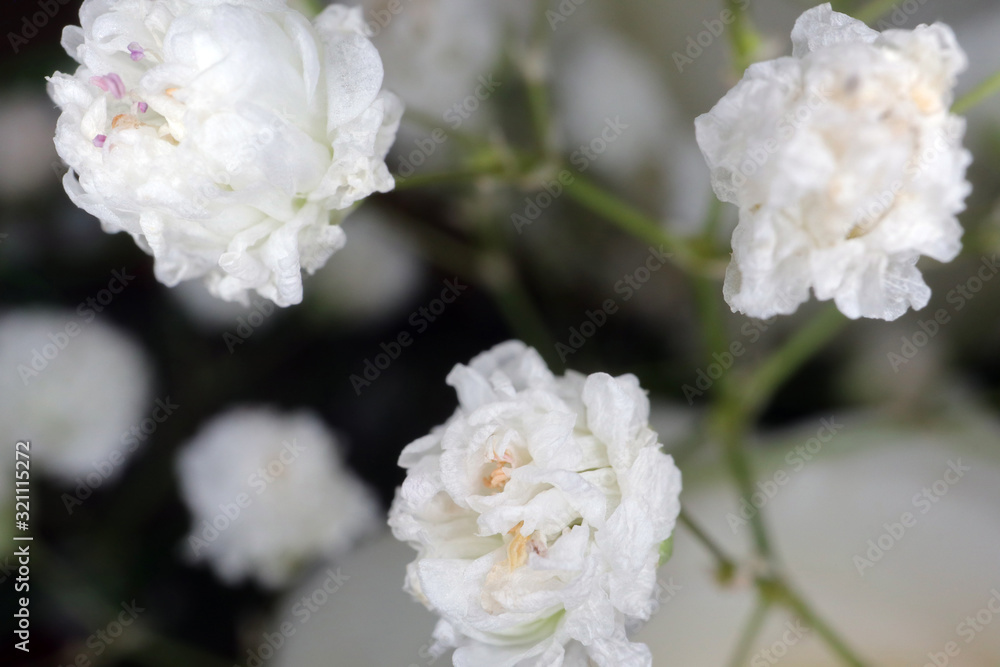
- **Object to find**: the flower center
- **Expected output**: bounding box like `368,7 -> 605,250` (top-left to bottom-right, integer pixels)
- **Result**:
505,521 -> 547,571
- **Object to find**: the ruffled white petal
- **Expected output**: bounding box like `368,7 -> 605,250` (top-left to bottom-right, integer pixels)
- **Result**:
696,3 -> 971,321
389,341 -> 682,665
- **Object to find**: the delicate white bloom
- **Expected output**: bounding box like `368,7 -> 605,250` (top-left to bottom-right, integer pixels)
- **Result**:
0,309 -> 152,482
48,0 -> 403,307
695,3 -> 971,320
389,341 -> 682,666
176,406 -> 379,588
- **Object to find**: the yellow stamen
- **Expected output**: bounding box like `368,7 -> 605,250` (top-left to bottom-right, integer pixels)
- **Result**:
507,521 -> 529,570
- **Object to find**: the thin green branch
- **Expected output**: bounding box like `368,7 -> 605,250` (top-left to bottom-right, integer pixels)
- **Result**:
953,70 -> 1000,115
561,173 -> 724,278
744,305 -> 847,417
775,580 -> 870,667
678,509 -> 737,579
725,0 -> 762,75
716,404 -> 776,564
728,598 -> 773,667
393,165 -> 506,191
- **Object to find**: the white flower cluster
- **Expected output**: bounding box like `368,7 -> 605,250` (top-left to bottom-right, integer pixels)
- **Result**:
696,3 -> 971,320
176,406 -> 379,588
389,341 -> 681,666
48,0 -> 402,307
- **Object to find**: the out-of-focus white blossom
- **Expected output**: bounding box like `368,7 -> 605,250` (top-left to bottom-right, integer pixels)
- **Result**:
0,91 -> 59,199
638,410 -> 1000,664
363,0 -> 527,122
304,205 -> 424,324
48,0 -> 402,307
696,3 -> 971,320
389,341 -> 681,666
0,309 -> 152,482
554,23 -> 709,229
176,406 -> 379,588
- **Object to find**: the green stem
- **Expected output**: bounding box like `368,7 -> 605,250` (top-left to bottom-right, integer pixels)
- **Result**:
717,403 -> 775,563
678,509 -> 737,579
393,165 -> 507,191
855,0 -> 900,24
523,3 -> 557,158
743,306 -> 847,417
562,173 -> 722,277
728,598 -> 772,667
776,580 -> 870,667
725,0 -> 762,75
953,69 -> 1000,115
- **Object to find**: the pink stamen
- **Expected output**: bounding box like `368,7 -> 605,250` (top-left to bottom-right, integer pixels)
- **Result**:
93,134 -> 107,148
89,73 -> 126,99
127,42 -> 145,61
137,101 -> 148,113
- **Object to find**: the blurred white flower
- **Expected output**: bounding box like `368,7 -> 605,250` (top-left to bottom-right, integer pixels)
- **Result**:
389,341 -> 681,666
304,205 -> 424,325
695,3 -> 971,320
637,410 -> 1000,664
0,91 -> 59,200
176,406 -> 379,588
553,22 -> 709,229
48,0 -> 402,307
167,279 -> 278,332
0,309 -> 152,482
364,0 -> 527,122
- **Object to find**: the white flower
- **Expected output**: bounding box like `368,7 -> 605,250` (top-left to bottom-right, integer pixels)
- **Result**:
47,0 -> 403,307
389,341 -> 682,667
176,406 -> 379,588
0,309 -> 153,482
695,3 -> 971,321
